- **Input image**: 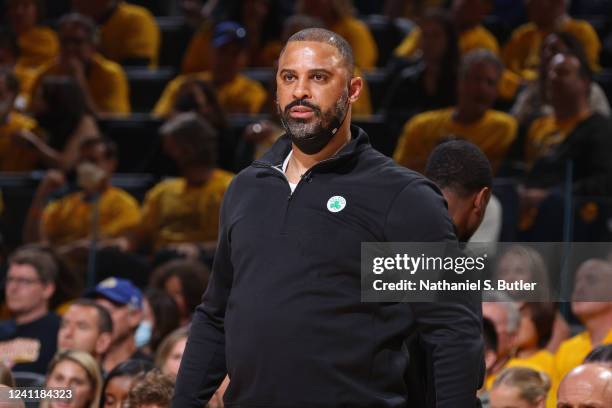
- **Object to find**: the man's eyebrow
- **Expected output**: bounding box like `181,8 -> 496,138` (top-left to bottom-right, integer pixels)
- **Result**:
278,68 -> 334,76
278,68 -> 296,75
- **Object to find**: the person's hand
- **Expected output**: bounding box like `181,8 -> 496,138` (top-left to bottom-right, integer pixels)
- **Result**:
37,170 -> 66,197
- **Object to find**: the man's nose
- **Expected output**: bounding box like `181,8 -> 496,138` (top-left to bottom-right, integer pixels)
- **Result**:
292,77 -> 311,100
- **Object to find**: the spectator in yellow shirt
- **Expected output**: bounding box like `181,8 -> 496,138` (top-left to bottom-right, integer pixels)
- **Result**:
483,293 -> 521,390
395,0 -> 499,58
502,0 -> 601,81
394,50 -> 517,174
0,27 -> 37,109
182,0 -> 284,72
71,0 -> 160,67
296,0 -> 378,69
154,22 -> 266,117
6,0 -> 59,69
31,13 -> 130,116
393,2 -> 522,101
23,137 -> 140,254
128,113 -> 233,257
384,10 -> 460,120
0,67 -> 44,171
554,259 -> 612,386
512,32 -> 610,127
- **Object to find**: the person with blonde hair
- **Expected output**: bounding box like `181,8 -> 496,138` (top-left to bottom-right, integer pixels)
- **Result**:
490,366 -> 550,408
154,327 -> 188,379
42,349 -> 102,408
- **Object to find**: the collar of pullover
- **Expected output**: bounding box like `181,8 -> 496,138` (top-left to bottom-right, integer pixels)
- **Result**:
253,125 -> 371,171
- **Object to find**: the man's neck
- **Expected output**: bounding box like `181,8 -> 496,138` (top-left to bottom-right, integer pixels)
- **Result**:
453,105 -> 486,125
585,311 -> 612,345
15,306 -> 48,325
289,122 -> 352,177
103,336 -> 136,373
184,167 -> 213,187
539,14 -> 569,33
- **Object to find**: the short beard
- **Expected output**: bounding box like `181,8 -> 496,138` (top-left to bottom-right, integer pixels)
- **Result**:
279,91 -> 348,142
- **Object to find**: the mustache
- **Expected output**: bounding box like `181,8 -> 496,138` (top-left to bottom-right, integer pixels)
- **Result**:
283,99 -> 322,115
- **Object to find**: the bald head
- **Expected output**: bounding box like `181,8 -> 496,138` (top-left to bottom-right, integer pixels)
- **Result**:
558,364 -> 612,408
282,28 -> 354,75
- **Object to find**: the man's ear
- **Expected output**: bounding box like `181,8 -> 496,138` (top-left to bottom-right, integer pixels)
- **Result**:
348,76 -> 363,103
43,282 -> 56,302
473,187 -> 491,216
128,308 -> 143,331
95,332 -> 113,356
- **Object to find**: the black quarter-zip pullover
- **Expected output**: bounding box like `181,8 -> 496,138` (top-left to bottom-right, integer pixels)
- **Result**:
173,126 -> 483,408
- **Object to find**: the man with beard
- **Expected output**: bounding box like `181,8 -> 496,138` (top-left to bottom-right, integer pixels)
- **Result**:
172,28 -> 483,408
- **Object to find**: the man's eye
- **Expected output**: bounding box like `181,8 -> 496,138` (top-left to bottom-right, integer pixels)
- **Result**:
283,74 -> 295,81
313,74 -> 326,81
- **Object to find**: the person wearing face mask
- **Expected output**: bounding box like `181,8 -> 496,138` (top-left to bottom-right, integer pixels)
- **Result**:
22,137 -> 140,256
173,28 -> 483,408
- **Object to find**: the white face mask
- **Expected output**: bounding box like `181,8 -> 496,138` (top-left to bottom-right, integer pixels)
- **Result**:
134,320 -> 153,348
76,162 -> 106,192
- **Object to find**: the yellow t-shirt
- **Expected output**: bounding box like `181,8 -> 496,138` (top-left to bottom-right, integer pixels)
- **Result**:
181,22 -> 282,73
99,2 -> 160,67
554,328 -> 612,385
153,72 -> 267,117
502,19 -> 601,81
181,24 -> 213,74
41,186 -> 141,247
395,25 -> 500,58
17,26 -> 59,69
524,112 -> 590,167
393,108 -> 517,174
0,111 -> 40,171
139,171 -> 233,250
331,17 -> 378,69
394,26 -> 521,100
33,53 -> 130,115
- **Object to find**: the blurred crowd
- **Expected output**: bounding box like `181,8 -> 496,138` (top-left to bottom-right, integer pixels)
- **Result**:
0,0 -> 610,407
